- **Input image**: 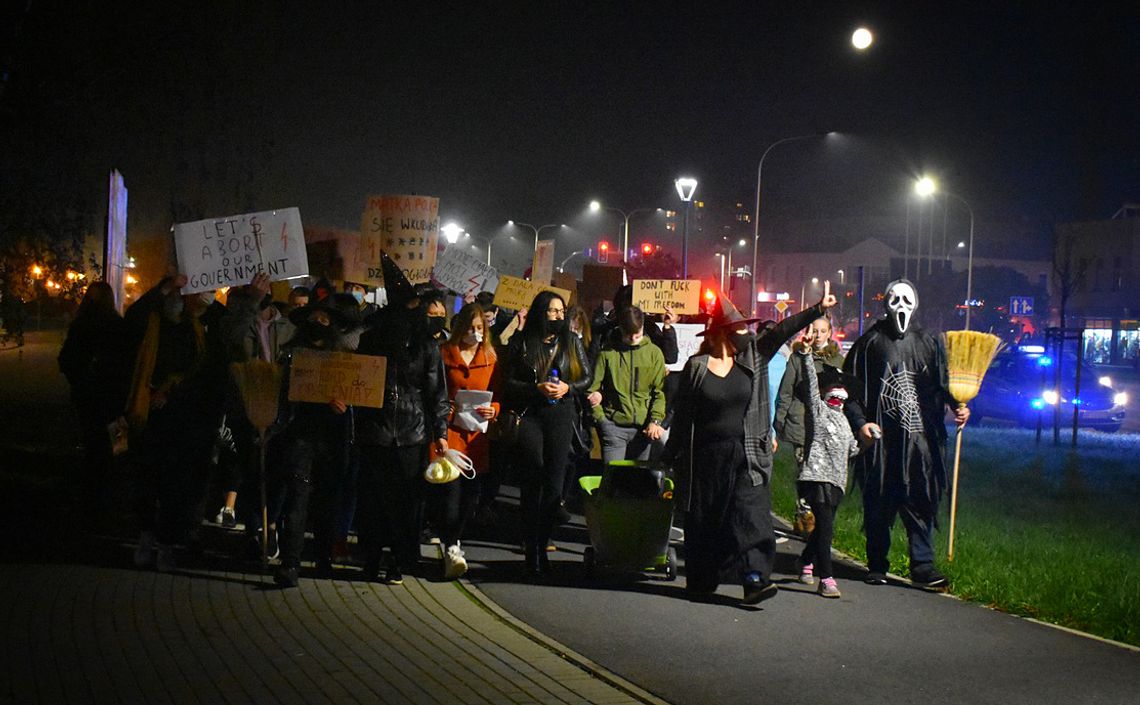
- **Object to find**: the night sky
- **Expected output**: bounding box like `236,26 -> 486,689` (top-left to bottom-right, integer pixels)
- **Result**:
3,2 -> 1138,273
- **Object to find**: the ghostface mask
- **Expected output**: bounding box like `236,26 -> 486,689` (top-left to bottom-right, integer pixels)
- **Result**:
884,279 -> 918,336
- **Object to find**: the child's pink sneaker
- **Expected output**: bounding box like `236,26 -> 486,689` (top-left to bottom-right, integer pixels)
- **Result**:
798,563 -> 816,585
819,577 -> 841,599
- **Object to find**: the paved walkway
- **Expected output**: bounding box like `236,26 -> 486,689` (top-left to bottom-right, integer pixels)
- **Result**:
0,548 -> 667,705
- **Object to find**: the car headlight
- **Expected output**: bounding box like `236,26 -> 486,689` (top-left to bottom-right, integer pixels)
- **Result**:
1115,391 -> 1128,406
1099,376 -> 1113,388
1042,389 -> 1060,405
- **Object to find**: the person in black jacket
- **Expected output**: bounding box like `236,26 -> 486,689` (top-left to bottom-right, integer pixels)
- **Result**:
589,284 -> 678,365
503,290 -> 593,576
354,255 -> 450,584
59,282 -> 130,522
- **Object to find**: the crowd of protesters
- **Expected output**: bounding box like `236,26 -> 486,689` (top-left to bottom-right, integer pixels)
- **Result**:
59,255 -> 974,603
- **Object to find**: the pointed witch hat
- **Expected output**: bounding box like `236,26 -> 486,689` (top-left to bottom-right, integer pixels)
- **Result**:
379,251 -> 417,307
695,291 -> 762,337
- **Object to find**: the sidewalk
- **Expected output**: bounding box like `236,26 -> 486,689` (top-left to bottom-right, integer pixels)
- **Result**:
0,541 -> 668,705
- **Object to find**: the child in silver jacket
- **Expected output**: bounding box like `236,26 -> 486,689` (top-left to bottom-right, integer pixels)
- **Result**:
795,346 -> 859,598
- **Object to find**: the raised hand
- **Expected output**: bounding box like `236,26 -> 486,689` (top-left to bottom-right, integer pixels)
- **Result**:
819,280 -> 838,309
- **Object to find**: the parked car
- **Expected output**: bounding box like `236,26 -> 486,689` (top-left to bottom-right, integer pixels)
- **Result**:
971,345 -> 1127,433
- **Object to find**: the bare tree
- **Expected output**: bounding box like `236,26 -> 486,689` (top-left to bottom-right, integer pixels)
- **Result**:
1052,228 -> 1087,329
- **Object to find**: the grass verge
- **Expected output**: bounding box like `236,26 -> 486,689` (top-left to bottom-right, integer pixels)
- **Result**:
771,425 -> 1140,647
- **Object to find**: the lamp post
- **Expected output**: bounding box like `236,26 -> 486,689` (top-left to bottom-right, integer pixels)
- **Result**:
508,220 -> 563,252
916,177 -> 975,329
558,250 -> 584,273
750,133 -> 832,318
674,177 -> 698,278
589,201 -> 661,283
801,277 -> 818,313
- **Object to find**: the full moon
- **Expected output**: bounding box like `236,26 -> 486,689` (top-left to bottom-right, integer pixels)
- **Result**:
852,27 -> 873,50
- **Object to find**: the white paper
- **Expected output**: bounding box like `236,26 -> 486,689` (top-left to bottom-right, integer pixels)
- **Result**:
452,389 -> 494,433
174,207 -> 309,294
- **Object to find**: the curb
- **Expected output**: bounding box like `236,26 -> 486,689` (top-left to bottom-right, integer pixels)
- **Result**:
457,579 -> 674,705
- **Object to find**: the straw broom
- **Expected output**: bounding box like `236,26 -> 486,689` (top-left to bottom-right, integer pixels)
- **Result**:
944,330 -> 1004,561
230,360 -> 283,564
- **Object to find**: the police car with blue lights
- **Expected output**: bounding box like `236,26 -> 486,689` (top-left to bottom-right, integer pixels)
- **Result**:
970,345 -> 1128,433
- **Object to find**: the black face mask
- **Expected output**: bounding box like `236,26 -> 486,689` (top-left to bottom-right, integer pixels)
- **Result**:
544,318 -> 567,337
427,316 -> 447,337
302,321 -> 335,346
730,331 -> 753,352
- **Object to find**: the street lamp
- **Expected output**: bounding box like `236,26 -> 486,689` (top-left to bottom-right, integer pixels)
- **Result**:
589,201 -> 662,282
915,177 -> 976,329
750,132 -> 834,317
674,177 -> 698,278
441,222 -> 465,245
508,220 -> 563,252
558,250 -> 584,273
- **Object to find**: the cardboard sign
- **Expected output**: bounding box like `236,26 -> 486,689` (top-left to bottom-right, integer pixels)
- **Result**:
579,263 -> 625,312
358,195 -> 439,285
288,350 -> 387,409
433,245 -> 500,297
174,207 -> 309,294
632,279 -> 701,315
552,271 -> 579,306
667,323 -> 706,372
492,275 -> 571,312
531,240 -> 555,285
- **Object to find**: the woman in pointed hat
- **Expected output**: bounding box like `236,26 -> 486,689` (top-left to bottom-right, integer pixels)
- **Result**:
664,285 -> 837,604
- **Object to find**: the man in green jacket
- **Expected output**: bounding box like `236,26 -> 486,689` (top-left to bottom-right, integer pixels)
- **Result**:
587,306 -> 667,463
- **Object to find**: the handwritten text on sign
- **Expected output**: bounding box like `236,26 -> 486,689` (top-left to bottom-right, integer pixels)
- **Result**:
492,275 -> 571,312
358,195 -> 439,285
632,279 -> 701,315
288,350 -> 387,409
667,323 -> 706,372
433,245 -> 500,296
174,208 -> 309,294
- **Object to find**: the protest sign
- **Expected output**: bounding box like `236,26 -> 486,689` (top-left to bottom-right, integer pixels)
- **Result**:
531,240 -> 555,285
433,245 -> 500,297
632,279 -> 701,315
552,271 -> 578,305
667,323 -> 706,372
359,195 -> 439,285
579,264 -> 624,311
492,275 -> 571,311
174,207 -> 309,294
105,169 -> 128,313
288,350 -> 387,409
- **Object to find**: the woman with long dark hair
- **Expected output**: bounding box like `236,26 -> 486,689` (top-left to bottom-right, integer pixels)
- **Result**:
503,290 -> 592,575
59,282 -> 129,522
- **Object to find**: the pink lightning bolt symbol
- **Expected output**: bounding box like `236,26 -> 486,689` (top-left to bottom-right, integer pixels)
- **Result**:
280,223 -> 289,251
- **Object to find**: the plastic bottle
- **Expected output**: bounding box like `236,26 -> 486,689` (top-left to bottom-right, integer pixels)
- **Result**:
547,367 -> 560,404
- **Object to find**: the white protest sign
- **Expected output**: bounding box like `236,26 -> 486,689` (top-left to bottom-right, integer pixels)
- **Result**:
667,323 -> 706,372
632,279 -> 701,315
174,207 -> 308,294
433,245 -> 500,296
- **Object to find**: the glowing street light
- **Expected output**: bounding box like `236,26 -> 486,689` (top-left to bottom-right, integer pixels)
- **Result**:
30,264 -> 43,278
674,177 -> 698,278
852,27 -> 874,50
441,222 -> 465,244
916,176 -> 976,329
588,200 -> 662,283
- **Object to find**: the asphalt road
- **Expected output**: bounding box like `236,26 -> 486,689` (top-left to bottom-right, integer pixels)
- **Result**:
461,492 -> 1139,705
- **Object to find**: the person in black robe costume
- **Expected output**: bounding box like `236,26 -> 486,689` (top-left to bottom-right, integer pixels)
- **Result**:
842,279 -> 969,589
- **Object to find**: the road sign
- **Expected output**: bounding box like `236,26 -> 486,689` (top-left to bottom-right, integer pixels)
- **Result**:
774,300 -> 788,314
1010,296 -> 1035,316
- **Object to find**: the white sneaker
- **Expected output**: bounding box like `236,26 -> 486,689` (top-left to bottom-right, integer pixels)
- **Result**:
215,506 -> 236,528
443,544 -> 468,579
133,531 -> 156,568
155,544 -> 176,573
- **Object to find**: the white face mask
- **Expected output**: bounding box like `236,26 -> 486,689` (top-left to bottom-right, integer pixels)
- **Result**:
463,330 -> 484,346
885,281 -> 917,335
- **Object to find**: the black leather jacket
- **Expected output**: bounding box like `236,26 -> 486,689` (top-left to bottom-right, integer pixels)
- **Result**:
354,322 -> 449,447
503,332 -> 594,411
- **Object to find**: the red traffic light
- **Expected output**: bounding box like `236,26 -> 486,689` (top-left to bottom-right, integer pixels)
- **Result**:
598,241 -> 610,263
641,243 -> 654,255
599,241 -> 609,251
